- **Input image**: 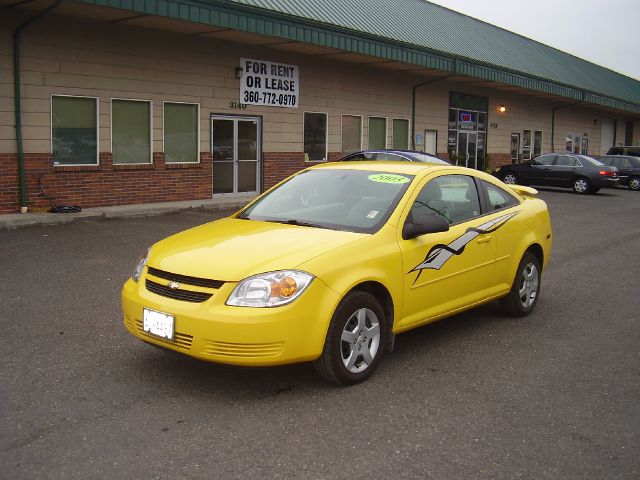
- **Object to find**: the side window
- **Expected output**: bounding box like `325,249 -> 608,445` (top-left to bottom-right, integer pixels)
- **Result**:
619,158 -> 631,168
555,155 -> 577,167
599,157 -> 612,166
411,175 -> 481,225
483,181 -> 520,211
534,155 -> 555,166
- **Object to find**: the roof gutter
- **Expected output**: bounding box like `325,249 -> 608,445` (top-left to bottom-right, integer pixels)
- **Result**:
411,74 -> 455,150
13,0 -> 62,213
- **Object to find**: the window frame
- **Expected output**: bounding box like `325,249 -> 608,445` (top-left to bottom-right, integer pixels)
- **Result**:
391,118 -> 411,150
162,101 -> 201,164
110,98 -> 153,165
50,94 -> 100,166
368,116 -> 388,149
340,114 -> 363,155
303,111 -> 328,162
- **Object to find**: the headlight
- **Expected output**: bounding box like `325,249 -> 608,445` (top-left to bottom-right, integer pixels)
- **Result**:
226,270 -> 314,308
132,247 -> 151,282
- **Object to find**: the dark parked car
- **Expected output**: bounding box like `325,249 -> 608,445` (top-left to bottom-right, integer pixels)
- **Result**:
607,146 -> 640,157
598,155 -> 640,191
494,153 -> 619,194
340,149 -> 450,165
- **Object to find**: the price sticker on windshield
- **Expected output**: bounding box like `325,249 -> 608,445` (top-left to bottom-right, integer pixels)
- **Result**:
368,174 -> 410,184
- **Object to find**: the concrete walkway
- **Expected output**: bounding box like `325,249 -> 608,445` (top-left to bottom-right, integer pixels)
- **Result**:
0,195 -> 254,230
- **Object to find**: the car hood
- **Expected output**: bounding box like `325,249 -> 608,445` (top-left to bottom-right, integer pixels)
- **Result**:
148,217 -> 365,281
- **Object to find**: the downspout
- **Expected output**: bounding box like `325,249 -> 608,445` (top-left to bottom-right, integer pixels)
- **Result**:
411,74 -> 454,150
13,0 -> 62,213
551,96 -> 583,151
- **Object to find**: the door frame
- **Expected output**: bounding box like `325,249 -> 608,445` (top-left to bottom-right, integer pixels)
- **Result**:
457,131 -> 478,169
210,113 -> 263,196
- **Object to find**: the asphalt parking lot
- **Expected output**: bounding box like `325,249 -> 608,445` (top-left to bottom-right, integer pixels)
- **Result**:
1,187 -> 639,479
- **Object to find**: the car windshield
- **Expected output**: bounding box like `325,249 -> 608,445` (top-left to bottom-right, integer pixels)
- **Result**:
239,169 -> 414,233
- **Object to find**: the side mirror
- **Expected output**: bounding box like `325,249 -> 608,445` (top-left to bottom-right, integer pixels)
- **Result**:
402,214 -> 449,240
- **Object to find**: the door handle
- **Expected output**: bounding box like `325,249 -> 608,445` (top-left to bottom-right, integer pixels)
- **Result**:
476,236 -> 492,244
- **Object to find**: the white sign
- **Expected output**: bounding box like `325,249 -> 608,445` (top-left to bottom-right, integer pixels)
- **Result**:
415,132 -> 423,146
240,58 -> 299,108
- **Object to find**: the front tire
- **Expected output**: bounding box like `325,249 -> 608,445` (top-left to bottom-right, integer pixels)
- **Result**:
314,291 -> 386,385
500,252 -> 541,317
572,177 -> 590,194
629,176 -> 640,191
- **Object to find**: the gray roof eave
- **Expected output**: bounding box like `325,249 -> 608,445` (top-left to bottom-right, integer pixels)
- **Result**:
76,0 -> 640,114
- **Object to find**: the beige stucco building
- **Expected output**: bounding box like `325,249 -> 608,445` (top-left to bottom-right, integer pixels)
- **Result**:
2,0 -> 639,213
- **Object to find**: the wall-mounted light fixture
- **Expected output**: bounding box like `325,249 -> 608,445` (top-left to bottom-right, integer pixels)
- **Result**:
235,67 -> 243,79
498,105 -> 507,113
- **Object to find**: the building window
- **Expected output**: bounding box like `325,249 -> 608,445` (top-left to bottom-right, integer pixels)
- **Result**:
533,130 -> 543,157
51,95 -> 98,165
164,102 -> 199,163
304,112 -> 327,161
565,133 -> 588,155
112,99 -> 152,164
522,129 -> 532,159
392,119 -> 409,149
510,133 -> 520,163
341,115 -> 362,155
368,117 -> 387,149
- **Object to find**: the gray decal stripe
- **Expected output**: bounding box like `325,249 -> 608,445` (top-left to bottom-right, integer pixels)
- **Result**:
409,212 -> 518,284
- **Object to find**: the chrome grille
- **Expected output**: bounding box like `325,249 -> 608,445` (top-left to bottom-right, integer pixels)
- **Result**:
135,319 -> 193,350
145,279 -> 212,303
147,267 -> 224,289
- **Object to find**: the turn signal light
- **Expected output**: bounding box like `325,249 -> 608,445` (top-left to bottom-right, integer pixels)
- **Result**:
271,276 -> 298,298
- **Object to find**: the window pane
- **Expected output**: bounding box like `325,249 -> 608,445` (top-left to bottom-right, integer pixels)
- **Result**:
368,117 -> 386,149
212,119 -> 234,161
392,119 -> 409,149
238,121 -> 258,160
304,112 -> 327,161
522,130 -> 532,159
533,130 -> 543,157
341,115 -> 361,155
112,100 -> 151,164
52,96 -> 97,165
164,103 -> 198,163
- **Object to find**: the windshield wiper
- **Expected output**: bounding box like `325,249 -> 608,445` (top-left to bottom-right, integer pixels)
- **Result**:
269,219 -> 328,229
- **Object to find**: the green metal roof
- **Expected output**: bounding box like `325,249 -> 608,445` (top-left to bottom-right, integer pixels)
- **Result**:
80,0 -> 640,113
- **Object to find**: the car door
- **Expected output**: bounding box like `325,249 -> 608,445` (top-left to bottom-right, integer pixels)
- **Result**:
398,173 -> 498,328
553,154 -> 581,187
527,154 -> 556,185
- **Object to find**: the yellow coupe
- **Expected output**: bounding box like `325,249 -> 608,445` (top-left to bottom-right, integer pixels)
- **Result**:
122,162 -> 552,384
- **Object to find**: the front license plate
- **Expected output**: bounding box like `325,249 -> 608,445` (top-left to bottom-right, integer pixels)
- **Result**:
143,308 -> 174,340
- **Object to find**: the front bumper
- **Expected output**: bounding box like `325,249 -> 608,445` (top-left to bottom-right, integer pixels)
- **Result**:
121,275 -> 341,366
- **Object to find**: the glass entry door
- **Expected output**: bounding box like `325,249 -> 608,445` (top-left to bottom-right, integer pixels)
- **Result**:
211,116 -> 261,195
457,131 -> 477,169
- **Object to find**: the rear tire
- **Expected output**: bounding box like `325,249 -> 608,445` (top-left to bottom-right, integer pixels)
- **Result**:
500,252 -> 541,317
502,172 -> 518,185
629,176 -> 640,191
572,177 -> 590,194
314,291 -> 386,385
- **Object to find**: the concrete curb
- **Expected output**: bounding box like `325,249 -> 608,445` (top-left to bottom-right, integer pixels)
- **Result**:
0,196 -> 254,230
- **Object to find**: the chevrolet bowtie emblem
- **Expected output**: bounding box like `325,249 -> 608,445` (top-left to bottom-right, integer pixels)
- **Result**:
168,281 -> 181,290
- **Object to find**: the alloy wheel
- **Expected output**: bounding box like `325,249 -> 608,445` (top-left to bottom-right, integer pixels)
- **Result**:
518,263 -> 539,309
340,308 -> 381,373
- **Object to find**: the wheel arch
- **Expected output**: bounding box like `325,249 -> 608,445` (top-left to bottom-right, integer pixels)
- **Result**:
348,281 -> 396,352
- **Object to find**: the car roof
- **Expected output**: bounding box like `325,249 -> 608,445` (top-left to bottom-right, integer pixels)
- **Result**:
309,160 -> 473,176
